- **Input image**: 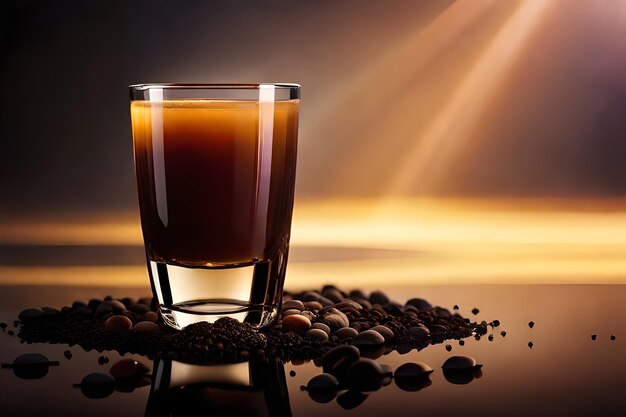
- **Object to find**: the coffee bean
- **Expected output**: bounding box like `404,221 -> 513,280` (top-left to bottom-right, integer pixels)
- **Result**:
407,325 -> 430,339
311,322 -> 331,336
305,328 -> 329,342
8,353 -> 59,379
322,345 -> 360,374
104,315 -> 132,335
591,334 -> 597,340
333,327 -> 358,339
306,373 -> 339,403
282,315 -> 311,334
137,297 -> 153,306
353,330 -> 385,346
79,373 -> 115,399
94,302 -> 114,317
109,300 -> 126,312
528,321 -> 535,329
289,370 -> 296,377
442,356 -> 478,370
610,335 -> 616,341
64,350 -> 72,360
491,320 -> 500,327
109,359 -> 149,379
500,330 -> 507,337
445,344 -> 452,352
323,314 -> 347,331
528,341 -> 534,348
87,299 -> 103,310
303,301 -> 323,311
349,289 -> 367,299
406,298 -> 432,311
132,321 -> 160,333
282,300 -> 305,311
307,372 -> 339,390
300,310 -> 316,321
142,311 -> 158,322
453,305 -> 459,310
18,308 -> 45,322
459,340 -> 465,346
395,362 -> 433,378
282,309 -> 302,317
347,358 -> 383,391
370,325 -> 394,340
98,356 -> 108,365
129,303 -> 150,315
322,288 -> 344,304
370,290 -> 389,305
488,334 -> 494,341
471,308 -> 480,315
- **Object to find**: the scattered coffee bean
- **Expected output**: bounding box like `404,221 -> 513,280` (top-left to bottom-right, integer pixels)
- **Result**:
305,373 -> 339,403
445,344 -> 452,352
405,298 -> 432,311
64,350 -> 72,360
132,321 -> 160,333
282,314 -> 311,334
289,370 -> 296,377
488,334 -> 494,342
407,325 -> 430,339
337,389 -> 369,409
347,358 -> 383,391
3,353 -> 59,379
528,341 -> 534,349
394,362 -> 433,378
311,322 -> 331,336
491,320 -> 500,327
109,358 -> 149,379
610,335 -> 616,341
77,373 -> 115,399
305,328 -> 329,342
333,327 -> 358,339
459,340 -> 465,346
322,345 -> 360,374
18,309 -> 45,322
104,315 -> 132,335
453,305 -> 459,310
353,330 -> 385,346
369,290 -> 389,305
98,355 -> 108,365
8,330 -> 15,336
442,356 -> 478,370
323,314 -> 347,331
142,311 -> 158,323
528,321 -> 535,329
370,325 -> 394,340
282,309 -> 302,317
471,308 -> 480,315
591,334 -> 597,341
303,301 -> 323,311
500,330 -> 507,337
129,303 -> 150,315
282,300 -> 305,311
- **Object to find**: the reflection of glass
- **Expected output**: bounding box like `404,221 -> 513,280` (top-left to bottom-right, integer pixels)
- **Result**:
145,358 -> 292,417
130,84 -> 300,329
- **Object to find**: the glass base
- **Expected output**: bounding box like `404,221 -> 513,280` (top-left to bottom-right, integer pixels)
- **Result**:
148,260 -> 283,330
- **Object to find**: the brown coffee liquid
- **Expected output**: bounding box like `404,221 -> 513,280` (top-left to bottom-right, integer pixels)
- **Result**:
131,99 -> 299,266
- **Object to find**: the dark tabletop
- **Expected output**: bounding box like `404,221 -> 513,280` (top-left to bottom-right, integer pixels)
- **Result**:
1,284 -> 625,417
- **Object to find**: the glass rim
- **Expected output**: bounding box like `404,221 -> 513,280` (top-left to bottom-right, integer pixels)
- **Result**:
129,83 -> 300,91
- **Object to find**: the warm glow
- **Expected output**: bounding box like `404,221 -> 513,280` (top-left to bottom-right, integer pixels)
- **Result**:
2,198 -> 626,287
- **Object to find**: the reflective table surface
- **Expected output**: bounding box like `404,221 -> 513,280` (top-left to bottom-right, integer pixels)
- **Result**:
1,284 -> 625,417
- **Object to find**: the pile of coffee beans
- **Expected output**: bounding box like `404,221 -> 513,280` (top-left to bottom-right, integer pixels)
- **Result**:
16,286 -> 488,364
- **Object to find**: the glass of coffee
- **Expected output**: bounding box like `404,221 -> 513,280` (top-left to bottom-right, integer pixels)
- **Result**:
129,83 -> 300,329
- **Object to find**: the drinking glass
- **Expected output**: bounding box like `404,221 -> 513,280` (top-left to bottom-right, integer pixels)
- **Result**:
129,83 -> 300,329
